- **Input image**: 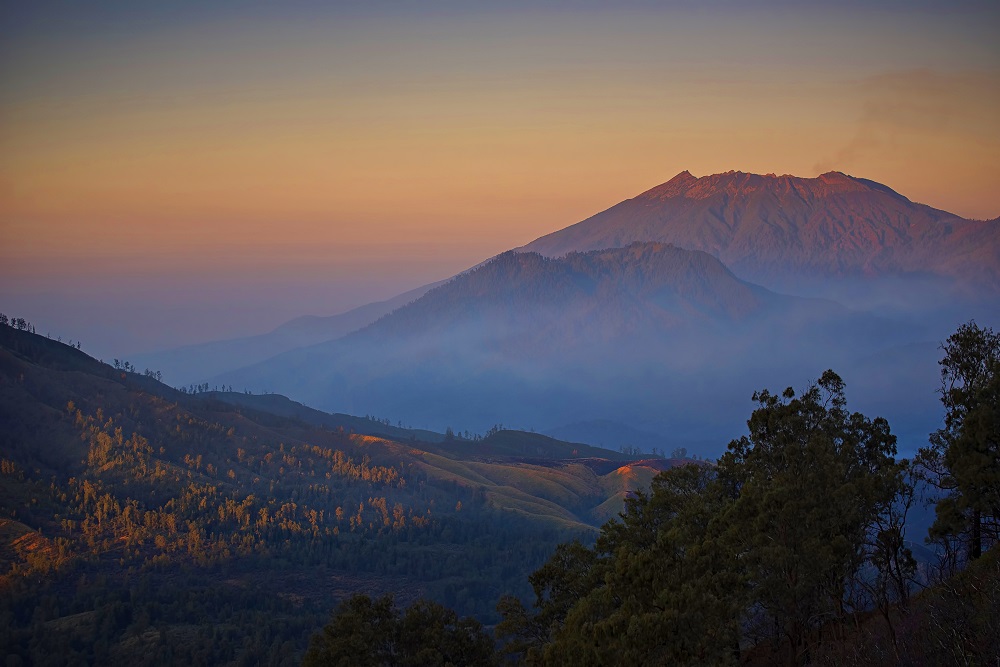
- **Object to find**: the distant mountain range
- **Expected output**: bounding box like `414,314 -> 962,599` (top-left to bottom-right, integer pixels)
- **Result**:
138,170 -> 998,454
132,281 -> 442,385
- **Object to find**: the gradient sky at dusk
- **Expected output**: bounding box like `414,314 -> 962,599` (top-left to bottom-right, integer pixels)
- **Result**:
2,1 -> 999,357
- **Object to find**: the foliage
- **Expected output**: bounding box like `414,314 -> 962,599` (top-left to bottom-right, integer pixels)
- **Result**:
918,320 -> 1000,563
718,370 -> 904,664
499,371 -> 911,666
302,594 -> 497,667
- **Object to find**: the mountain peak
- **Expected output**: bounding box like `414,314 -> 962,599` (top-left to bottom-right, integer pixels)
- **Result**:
638,169 -> 884,203
639,170 -> 698,199
522,168 -> 997,294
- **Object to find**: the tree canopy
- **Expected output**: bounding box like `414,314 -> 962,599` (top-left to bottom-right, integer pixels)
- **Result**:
303,594 -> 497,667
920,320 -> 1000,562
498,370 -> 911,666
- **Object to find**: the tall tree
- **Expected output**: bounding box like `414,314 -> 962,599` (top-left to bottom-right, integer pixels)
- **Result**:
303,594 -> 397,667
498,464 -> 740,666
921,321 -> 1000,561
717,370 -> 903,665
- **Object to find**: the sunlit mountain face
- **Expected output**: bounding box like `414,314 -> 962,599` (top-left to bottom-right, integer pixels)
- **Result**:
522,170 -> 1000,307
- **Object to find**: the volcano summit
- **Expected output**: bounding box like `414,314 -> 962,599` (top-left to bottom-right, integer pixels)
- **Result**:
522,170 -> 999,300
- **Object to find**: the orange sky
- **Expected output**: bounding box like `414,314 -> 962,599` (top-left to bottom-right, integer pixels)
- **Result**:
1,3 -> 999,355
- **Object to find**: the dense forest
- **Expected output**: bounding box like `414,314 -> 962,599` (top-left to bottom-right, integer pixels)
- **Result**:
1,316 -> 997,665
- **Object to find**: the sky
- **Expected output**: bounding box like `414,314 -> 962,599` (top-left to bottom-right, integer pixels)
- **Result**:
2,1 -> 999,358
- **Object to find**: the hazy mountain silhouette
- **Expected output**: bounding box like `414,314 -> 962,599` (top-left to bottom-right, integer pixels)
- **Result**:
213,243 -> 908,454
131,280 -> 443,385
521,170 -> 999,305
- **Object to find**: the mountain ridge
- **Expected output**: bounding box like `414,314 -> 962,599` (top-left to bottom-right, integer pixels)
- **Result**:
638,170 -> 903,201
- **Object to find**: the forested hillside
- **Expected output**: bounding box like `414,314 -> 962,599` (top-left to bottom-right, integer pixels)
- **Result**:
3,317 -> 996,666
0,320 -> 659,665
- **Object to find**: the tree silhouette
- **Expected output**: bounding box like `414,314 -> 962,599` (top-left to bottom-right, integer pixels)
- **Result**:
920,321 -> 1000,561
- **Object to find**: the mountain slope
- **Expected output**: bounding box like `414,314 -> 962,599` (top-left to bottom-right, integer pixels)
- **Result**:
521,170 -> 1000,299
353,243 -> 775,344
0,322 -> 645,526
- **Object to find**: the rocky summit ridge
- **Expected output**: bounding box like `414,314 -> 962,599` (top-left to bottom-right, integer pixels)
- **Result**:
521,170 -> 999,296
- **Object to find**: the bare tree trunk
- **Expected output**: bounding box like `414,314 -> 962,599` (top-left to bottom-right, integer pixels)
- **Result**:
971,508 -> 982,560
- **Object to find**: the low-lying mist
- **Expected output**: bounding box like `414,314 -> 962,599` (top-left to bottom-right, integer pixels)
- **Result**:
206,246 -> 989,458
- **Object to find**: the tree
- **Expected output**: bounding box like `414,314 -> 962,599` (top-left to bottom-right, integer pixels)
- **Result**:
397,599 -> 496,666
503,371 -> 910,666
496,540 -> 602,665
920,321 -> 1000,561
717,370 -> 903,665
303,594 -> 396,667
563,463 -> 740,667
303,594 -> 496,667
498,464 -> 743,666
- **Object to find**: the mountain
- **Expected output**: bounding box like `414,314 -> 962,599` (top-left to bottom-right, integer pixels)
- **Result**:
521,170 -> 1000,303
130,280 -> 444,386
354,243 -> 774,341
134,171 -> 996,400
212,243 -> 902,450
134,171 -> 995,457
